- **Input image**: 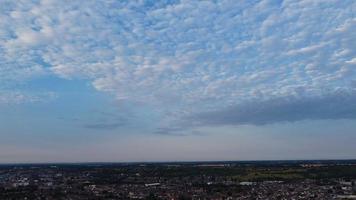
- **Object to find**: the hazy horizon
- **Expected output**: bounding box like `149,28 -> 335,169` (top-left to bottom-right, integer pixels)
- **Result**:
1,0 -> 356,163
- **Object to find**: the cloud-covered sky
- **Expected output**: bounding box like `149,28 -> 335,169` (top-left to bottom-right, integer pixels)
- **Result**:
0,0 -> 355,162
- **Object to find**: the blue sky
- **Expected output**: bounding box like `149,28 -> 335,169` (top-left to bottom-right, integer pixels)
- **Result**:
0,0 -> 355,163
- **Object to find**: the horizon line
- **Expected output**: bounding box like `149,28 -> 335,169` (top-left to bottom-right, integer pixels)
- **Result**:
1,158 -> 356,165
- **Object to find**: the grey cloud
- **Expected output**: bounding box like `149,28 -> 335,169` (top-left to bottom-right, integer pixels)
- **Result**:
154,127 -> 204,136
189,90 -> 356,126
83,109 -> 132,130
351,80 -> 356,88
84,122 -> 125,130
154,127 -> 187,136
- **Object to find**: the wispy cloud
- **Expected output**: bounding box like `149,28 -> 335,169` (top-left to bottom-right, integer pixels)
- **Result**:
0,91 -> 56,105
84,122 -> 125,130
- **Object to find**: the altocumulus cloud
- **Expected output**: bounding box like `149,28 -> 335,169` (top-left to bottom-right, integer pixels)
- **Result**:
0,0 -> 355,131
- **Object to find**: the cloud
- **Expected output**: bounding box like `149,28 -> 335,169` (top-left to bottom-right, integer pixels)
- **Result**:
0,0 -> 355,128
154,126 -> 205,136
189,89 -> 356,126
0,91 -> 56,105
84,122 -> 125,130
83,110 -> 131,130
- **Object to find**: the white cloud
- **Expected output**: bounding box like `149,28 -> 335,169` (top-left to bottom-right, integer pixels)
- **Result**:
0,0 -> 355,126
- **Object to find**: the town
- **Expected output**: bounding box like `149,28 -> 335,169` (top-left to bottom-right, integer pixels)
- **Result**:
1,160 -> 356,199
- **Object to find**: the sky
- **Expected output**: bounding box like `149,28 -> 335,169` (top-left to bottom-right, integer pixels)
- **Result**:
0,0 -> 355,163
